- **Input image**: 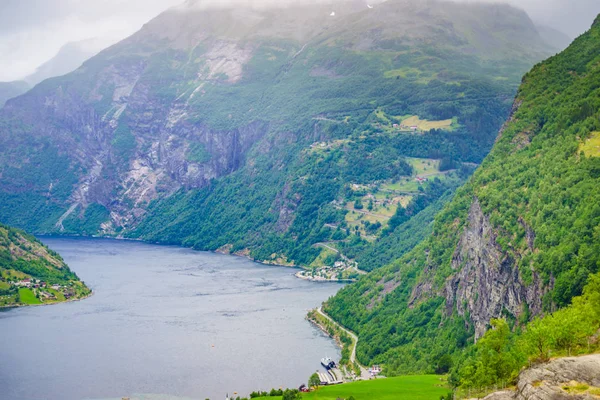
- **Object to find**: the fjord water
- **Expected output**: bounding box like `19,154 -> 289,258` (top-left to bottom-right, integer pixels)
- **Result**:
0,238 -> 342,400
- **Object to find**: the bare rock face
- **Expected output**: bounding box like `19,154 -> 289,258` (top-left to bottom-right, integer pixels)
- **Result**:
1,33 -> 271,234
483,391 -> 516,400
484,354 -> 600,400
444,198 -> 545,339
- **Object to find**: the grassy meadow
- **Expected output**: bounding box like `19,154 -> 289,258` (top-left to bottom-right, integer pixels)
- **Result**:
255,375 -> 449,400
18,288 -> 42,305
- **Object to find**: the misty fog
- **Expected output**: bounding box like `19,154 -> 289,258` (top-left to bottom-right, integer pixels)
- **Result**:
0,0 -> 598,82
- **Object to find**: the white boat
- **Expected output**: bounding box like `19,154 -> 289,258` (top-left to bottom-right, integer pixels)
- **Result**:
321,356 -> 336,369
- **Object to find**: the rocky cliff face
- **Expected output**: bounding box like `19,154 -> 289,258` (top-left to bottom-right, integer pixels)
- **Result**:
445,198 -> 545,339
484,354 -> 600,400
0,19 -> 276,233
3,62 -> 270,232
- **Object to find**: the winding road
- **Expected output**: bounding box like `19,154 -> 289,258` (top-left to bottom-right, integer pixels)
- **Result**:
316,307 -> 371,379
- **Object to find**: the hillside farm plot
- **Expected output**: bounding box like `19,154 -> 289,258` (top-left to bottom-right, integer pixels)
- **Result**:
1,269 -> 29,280
580,131 -> 600,157
407,157 -> 441,175
339,157 -> 453,237
342,192 -> 411,238
367,109 -> 457,135
400,115 -> 455,132
308,138 -> 350,155
381,179 -> 420,193
344,204 -> 392,241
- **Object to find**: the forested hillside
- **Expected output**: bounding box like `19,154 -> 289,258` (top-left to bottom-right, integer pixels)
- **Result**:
0,0 -> 555,270
325,14 -> 600,375
0,224 -> 90,307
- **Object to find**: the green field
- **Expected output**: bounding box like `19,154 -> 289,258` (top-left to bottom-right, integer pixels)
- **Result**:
580,131 -> 600,157
406,158 -> 440,175
401,116 -> 454,132
256,375 -> 449,400
381,179 -> 420,193
18,288 -> 42,305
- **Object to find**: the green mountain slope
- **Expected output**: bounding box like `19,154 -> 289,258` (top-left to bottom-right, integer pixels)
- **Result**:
0,224 -> 90,307
324,14 -> 600,375
0,0 -> 552,269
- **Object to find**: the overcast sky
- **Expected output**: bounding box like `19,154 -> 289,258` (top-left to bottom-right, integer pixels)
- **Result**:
0,0 -> 598,82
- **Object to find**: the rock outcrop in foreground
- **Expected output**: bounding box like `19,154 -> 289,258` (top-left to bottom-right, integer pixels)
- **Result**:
485,354 -> 600,400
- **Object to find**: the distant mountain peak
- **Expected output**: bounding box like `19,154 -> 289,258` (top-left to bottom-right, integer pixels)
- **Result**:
24,37 -> 116,87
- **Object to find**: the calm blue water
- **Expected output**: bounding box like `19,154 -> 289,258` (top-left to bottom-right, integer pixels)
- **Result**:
0,238 -> 343,400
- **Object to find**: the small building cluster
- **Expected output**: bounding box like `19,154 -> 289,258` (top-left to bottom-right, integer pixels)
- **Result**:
296,257 -> 363,282
369,365 -> 382,377
5,277 -> 75,302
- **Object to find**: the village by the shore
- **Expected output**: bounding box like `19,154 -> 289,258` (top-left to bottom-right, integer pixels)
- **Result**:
295,259 -> 365,282
0,276 -> 80,304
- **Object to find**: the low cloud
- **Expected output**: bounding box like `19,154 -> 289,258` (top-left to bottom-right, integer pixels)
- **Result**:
0,0 -> 598,82
458,0 -> 599,37
0,0 -> 181,81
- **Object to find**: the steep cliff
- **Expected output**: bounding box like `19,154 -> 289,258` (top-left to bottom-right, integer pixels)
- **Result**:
444,198 -> 545,339
325,15 -> 600,374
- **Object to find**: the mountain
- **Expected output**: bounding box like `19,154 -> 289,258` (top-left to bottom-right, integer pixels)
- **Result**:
535,24 -> 573,51
0,223 -> 90,307
0,81 -> 30,108
0,0 -> 552,269
324,14 -> 600,375
24,38 -> 112,87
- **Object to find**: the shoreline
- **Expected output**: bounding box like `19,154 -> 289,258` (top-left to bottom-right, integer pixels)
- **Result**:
38,234 -> 355,282
295,271 -> 357,283
0,290 -> 94,310
307,307 -> 373,381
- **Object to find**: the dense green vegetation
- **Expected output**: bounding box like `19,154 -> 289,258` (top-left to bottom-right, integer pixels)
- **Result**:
325,15 -> 600,376
62,204 -> 111,235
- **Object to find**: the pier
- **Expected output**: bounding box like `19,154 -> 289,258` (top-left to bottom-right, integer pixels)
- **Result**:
318,367 -> 344,385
